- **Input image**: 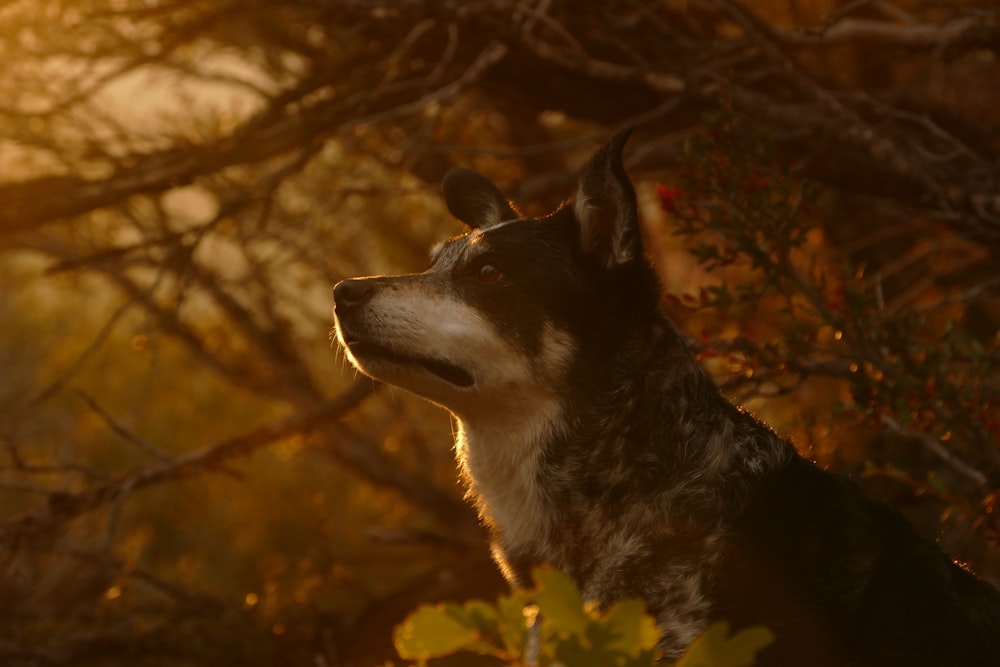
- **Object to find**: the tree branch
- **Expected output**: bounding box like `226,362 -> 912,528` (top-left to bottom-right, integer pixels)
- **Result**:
1,379 -> 377,542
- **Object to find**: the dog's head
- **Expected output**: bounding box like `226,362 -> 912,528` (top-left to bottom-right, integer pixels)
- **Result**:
332,130 -> 660,418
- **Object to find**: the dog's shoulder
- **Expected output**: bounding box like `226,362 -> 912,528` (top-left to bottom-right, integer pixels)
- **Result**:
718,454 -> 1000,666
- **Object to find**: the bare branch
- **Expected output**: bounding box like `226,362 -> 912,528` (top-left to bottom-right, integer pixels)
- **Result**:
879,415 -> 989,488
74,389 -> 174,462
779,15 -> 999,51
0,380 -> 376,542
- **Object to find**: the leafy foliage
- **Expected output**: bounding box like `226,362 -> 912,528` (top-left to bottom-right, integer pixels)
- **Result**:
658,112 -> 999,547
392,565 -> 772,667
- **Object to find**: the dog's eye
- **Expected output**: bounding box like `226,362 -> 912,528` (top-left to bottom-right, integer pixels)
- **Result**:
476,263 -> 503,284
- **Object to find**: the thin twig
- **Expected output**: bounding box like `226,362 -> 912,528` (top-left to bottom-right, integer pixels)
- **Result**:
0,380 -> 377,541
879,414 -> 989,488
75,389 -> 173,462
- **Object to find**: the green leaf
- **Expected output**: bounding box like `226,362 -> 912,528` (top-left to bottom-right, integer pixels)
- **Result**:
602,598 -> 661,655
462,599 -> 499,634
461,598 -> 505,650
393,602 -> 480,661
554,634 -> 615,667
496,589 -> 530,656
622,649 -> 661,667
532,564 -> 590,638
675,621 -> 774,667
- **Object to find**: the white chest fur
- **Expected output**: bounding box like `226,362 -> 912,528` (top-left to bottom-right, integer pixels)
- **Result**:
454,397 -> 561,560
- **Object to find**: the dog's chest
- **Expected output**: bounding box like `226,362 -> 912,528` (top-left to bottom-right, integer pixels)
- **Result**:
456,411 -> 679,576
454,404 -> 562,560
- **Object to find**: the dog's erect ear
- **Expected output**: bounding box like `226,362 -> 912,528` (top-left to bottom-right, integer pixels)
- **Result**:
573,129 -> 641,268
442,167 -> 519,230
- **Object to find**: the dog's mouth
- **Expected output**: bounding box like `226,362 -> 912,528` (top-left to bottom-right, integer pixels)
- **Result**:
347,340 -> 474,388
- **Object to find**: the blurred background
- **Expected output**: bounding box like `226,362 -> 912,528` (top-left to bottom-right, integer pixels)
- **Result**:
0,1 -> 998,665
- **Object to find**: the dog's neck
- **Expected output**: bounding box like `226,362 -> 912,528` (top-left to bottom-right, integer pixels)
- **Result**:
453,395 -> 562,575
451,317 -> 793,585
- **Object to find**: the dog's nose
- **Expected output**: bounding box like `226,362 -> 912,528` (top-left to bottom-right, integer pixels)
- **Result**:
334,278 -> 375,308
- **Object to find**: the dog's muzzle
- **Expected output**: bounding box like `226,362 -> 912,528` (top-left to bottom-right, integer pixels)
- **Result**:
333,278 -> 475,388
332,277 -> 379,349
334,278 -> 375,311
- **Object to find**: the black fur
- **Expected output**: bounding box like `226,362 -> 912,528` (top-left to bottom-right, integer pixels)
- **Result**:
720,455 -> 1000,666
335,131 -> 1000,665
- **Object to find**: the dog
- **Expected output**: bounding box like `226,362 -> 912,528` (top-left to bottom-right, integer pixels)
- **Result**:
332,130 -> 1000,665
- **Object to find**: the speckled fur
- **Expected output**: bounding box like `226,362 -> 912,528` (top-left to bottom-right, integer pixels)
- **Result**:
333,131 -> 1000,665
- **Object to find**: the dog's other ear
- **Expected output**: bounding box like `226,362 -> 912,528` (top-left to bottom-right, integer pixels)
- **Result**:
573,128 -> 641,268
442,167 -> 519,229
